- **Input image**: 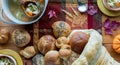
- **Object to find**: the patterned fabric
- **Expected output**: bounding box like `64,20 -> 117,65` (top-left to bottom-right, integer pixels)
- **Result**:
26,0 -> 102,49
34,0 -> 102,30
88,0 -> 102,33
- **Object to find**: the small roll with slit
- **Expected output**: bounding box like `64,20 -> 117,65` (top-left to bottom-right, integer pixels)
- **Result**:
20,46 -> 36,59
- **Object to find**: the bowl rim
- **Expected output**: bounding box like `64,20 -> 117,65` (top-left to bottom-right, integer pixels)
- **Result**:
2,0 -> 48,24
0,54 -> 17,65
102,0 -> 120,11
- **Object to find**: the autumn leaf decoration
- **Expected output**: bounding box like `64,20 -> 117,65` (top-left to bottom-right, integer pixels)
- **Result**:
48,10 -> 57,19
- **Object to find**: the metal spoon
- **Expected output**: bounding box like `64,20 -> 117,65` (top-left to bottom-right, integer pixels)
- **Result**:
77,0 -> 88,13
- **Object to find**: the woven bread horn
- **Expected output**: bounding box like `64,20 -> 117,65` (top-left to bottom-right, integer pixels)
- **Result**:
67,29 -> 120,65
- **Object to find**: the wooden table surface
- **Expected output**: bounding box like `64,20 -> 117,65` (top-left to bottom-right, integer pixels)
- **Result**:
102,15 -> 120,62
0,0 -> 120,64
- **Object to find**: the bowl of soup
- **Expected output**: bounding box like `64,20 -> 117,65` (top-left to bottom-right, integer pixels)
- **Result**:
0,54 -> 17,65
0,0 -> 48,24
103,0 -> 120,11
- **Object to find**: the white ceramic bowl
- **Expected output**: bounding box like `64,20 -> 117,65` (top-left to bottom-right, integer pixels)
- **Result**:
0,54 -> 17,65
103,0 -> 120,11
0,0 -> 48,25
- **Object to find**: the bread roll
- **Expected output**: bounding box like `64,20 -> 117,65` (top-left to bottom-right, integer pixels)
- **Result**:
12,29 -> 31,47
67,51 -> 80,65
52,21 -> 71,38
70,31 -> 89,54
59,45 -> 72,60
20,46 -> 36,59
37,35 -> 56,55
0,28 -> 9,44
55,37 -> 69,49
32,54 -> 44,65
44,50 -> 61,65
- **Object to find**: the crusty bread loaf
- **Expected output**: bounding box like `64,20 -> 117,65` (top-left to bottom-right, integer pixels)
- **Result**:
37,35 -> 56,55
52,21 -> 71,38
44,50 -> 61,65
12,29 -> 31,47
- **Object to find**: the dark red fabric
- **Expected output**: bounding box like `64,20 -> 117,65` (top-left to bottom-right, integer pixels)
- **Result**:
88,0 -> 93,29
88,0 -> 102,31
38,3 -> 65,29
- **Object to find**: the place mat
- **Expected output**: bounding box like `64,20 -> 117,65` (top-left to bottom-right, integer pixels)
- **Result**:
37,0 -> 102,30
65,4 -> 88,29
97,0 -> 120,17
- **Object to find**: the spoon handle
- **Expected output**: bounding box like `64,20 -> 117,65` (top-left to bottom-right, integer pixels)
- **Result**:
77,0 -> 84,5
77,0 -> 81,4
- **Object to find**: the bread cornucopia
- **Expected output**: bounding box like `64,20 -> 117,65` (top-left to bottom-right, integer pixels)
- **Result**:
69,29 -> 120,65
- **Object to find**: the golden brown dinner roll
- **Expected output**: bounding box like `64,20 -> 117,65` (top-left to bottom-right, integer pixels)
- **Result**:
55,37 -> 69,49
70,31 -> 89,54
20,46 -> 36,59
59,45 -> 72,60
52,21 -> 71,38
37,35 -> 56,55
44,50 -> 61,65
0,28 -> 9,44
12,29 -> 31,47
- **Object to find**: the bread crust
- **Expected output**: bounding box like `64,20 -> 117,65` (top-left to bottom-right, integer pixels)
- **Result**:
12,29 -> 31,47
20,46 -> 36,59
52,21 -> 71,38
69,31 -> 89,54
0,28 -> 9,44
37,35 -> 56,55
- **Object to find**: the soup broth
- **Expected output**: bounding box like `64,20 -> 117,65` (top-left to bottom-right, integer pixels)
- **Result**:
107,0 -> 120,8
8,0 -> 45,22
0,57 -> 14,65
